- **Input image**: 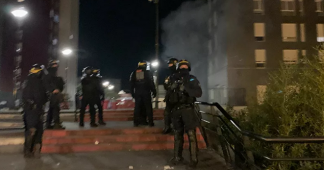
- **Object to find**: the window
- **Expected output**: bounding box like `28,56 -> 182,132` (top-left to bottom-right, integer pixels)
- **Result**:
257,85 -> 267,104
254,0 -> 264,13
209,89 -> 214,100
317,24 -> 324,42
282,24 -> 297,42
300,24 -> 305,42
299,0 -> 304,13
255,49 -> 266,68
316,0 -> 323,12
281,0 -> 295,12
283,50 -> 298,64
254,23 -> 265,41
213,12 -> 217,26
302,50 -> 306,56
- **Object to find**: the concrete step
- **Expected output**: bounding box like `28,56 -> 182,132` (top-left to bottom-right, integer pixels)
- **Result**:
42,142 -> 206,154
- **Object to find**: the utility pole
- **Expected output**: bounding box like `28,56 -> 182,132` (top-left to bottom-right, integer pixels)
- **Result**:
153,0 -> 160,109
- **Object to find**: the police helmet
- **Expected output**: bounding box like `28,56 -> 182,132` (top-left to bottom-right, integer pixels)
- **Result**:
29,64 -> 44,74
48,60 -> 59,67
82,66 -> 93,75
178,59 -> 191,71
138,61 -> 147,68
93,69 -> 100,74
167,58 -> 178,66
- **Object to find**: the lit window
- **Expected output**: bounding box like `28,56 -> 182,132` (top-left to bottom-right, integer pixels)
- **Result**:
282,24 -> 297,42
300,24 -> 305,42
317,24 -> 324,42
302,50 -> 306,56
281,0 -> 295,12
254,23 -> 265,41
213,12 -> 217,26
283,50 -> 298,64
255,49 -> 266,68
253,0 -> 264,13
257,85 -> 267,104
316,0 -> 323,12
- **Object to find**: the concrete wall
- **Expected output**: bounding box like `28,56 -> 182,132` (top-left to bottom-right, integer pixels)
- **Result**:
58,0 -> 79,110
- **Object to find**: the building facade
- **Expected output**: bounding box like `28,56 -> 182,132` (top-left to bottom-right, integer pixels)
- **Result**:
0,0 -> 79,109
207,0 -> 323,106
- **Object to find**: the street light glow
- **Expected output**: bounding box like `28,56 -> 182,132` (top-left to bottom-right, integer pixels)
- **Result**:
11,8 -> 28,18
108,85 -> 114,90
103,81 -> 109,87
151,61 -> 159,67
62,48 -> 73,56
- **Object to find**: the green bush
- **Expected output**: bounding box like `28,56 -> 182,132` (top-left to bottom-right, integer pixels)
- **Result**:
237,51 -> 324,169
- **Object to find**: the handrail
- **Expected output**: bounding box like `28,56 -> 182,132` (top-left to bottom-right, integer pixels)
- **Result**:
196,101 -> 324,143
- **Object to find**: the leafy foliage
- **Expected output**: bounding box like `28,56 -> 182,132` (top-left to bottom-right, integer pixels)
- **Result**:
237,50 -> 324,169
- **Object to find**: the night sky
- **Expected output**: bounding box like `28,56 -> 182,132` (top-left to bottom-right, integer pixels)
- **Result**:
79,0 -> 188,90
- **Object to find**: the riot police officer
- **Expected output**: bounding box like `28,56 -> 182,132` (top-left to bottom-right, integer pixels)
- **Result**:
22,64 -> 48,158
130,61 -> 156,127
92,69 -> 106,125
169,60 -> 202,168
44,60 -> 65,129
162,58 -> 179,134
79,66 -> 98,127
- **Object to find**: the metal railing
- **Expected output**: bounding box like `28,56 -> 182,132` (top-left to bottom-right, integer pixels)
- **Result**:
196,101 -> 324,169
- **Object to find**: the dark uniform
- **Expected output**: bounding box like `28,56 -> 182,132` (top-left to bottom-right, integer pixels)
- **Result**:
130,61 -> 156,127
162,58 -> 179,134
22,64 -> 48,158
92,69 -> 106,125
169,60 -> 202,168
44,60 -> 65,129
79,66 -> 98,127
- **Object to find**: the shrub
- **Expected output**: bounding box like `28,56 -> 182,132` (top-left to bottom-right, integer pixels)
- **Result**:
237,50 -> 324,169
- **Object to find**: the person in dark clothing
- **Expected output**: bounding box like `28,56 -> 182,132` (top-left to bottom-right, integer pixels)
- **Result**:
169,60 -> 203,169
79,66 -> 98,127
44,60 -> 65,129
162,58 -> 179,134
22,64 -> 48,158
130,61 -> 156,127
92,69 -> 106,125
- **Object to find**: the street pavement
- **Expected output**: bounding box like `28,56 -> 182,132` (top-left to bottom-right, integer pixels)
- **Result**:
0,150 -> 231,170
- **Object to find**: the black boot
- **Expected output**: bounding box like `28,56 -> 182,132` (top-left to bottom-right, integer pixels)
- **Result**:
79,112 -> 85,127
187,130 -> 198,168
90,123 -> 98,127
98,120 -> 106,125
24,128 -> 36,158
33,144 -> 41,159
53,123 -> 65,130
170,130 -> 184,165
24,135 -> 34,158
